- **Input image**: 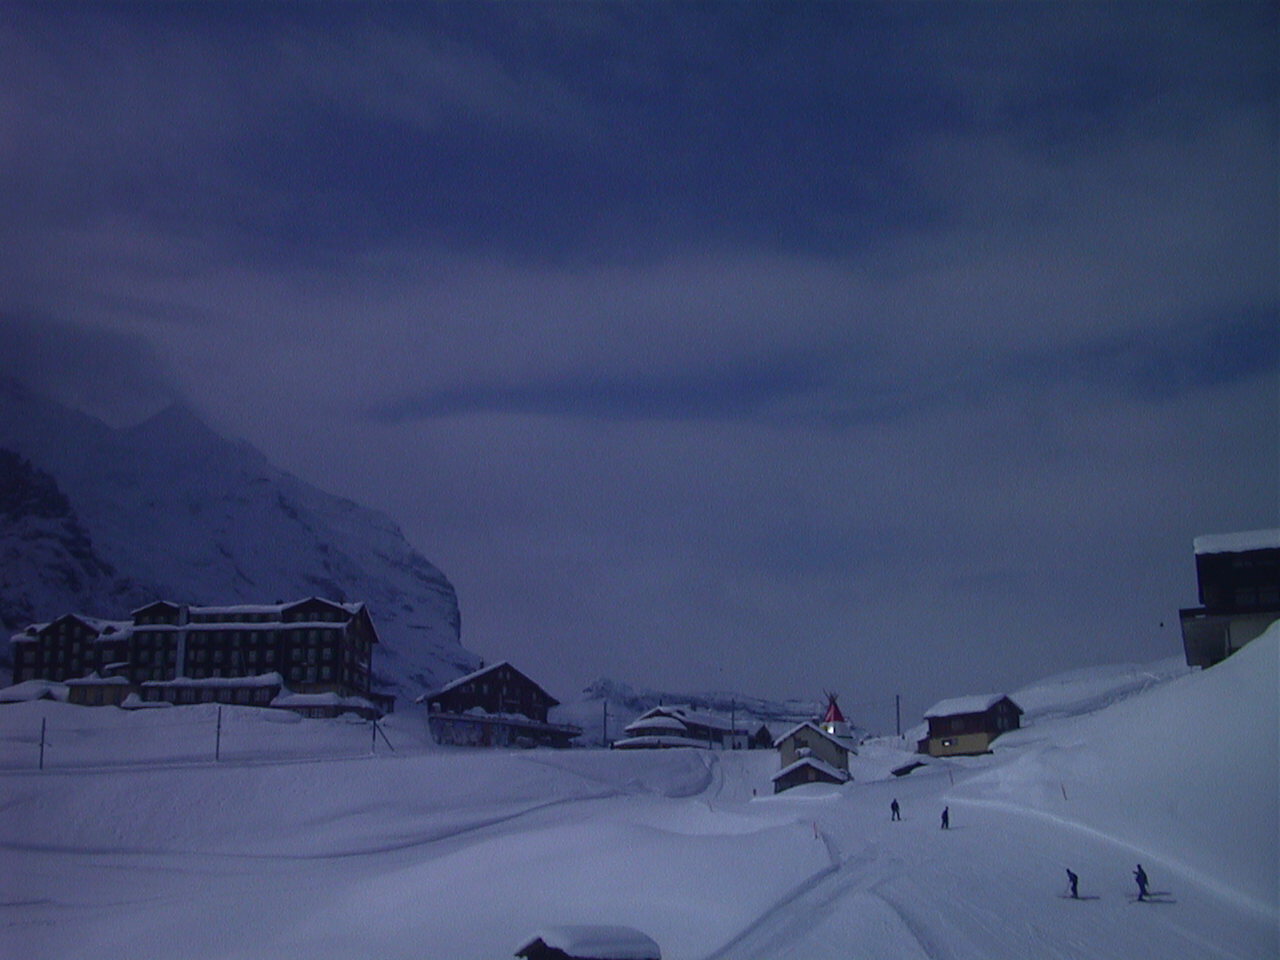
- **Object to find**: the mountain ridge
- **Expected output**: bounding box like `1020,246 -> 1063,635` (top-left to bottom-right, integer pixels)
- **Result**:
0,382 -> 477,695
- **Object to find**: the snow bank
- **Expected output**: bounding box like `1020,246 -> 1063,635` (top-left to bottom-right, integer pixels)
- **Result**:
954,622 -> 1279,918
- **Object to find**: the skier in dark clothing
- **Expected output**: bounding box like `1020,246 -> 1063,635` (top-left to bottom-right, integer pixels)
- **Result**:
1066,868 -> 1079,899
940,806 -> 949,829
891,799 -> 901,821
1134,864 -> 1149,901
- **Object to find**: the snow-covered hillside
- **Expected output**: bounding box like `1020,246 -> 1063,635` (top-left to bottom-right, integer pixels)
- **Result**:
0,380 -> 476,694
1,626 -> 1274,959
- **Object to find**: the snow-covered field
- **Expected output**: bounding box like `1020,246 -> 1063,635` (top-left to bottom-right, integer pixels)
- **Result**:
2,628 -> 1276,960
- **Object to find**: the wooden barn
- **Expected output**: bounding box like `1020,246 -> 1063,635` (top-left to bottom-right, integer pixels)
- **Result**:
917,694 -> 1022,757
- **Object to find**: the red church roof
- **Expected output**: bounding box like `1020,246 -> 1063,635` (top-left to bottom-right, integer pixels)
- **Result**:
822,694 -> 846,725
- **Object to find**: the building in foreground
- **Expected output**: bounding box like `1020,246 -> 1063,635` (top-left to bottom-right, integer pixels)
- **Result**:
8,597 -> 385,718
420,661 -> 581,748
1179,529 -> 1280,669
771,720 -> 854,793
917,694 -> 1022,757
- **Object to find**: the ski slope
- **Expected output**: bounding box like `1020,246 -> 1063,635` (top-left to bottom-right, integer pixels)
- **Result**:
1,627 -> 1275,959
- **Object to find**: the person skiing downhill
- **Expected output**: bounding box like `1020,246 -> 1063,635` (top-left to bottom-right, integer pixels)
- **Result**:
890,798 -> 901,821
1066,868 -> 1079,899
1134,864 -> 1149,901
940,806 -> 950,829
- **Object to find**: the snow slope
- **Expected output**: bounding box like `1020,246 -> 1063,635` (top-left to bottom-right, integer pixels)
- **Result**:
1,628 -> 1275,960
0,381 -> 475,694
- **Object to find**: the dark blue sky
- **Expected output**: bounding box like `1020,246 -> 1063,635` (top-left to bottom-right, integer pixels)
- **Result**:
2,2 -> 1276,723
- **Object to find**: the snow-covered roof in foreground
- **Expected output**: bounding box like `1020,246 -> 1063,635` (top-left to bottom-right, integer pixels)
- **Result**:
771,755 -> 851,784
1194,529 -> 1280,555
772,720 -> 854,753
924,694 -> 1019,719
515,925 -> 661,960
0,679 -> 68,702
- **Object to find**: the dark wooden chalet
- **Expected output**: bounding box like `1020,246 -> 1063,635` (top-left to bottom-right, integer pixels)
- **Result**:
421,661 -> 581,748
917,694 -> 1022,757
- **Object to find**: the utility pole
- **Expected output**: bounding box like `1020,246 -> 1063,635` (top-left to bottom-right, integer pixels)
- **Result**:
39,717 -> 46,771
895,694 -> 901,738
601,700 -> 609,748
215,706 -> 223,762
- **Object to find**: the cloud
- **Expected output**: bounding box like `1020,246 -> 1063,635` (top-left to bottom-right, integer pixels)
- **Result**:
0,312 -> 176,426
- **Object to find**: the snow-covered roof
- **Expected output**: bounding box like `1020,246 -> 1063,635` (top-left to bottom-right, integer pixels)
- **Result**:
924,694 -> 1020,719
272,691 -> 375,710
623,715 -> 688,734
431,660 -> 512,695
771,756 -> 851,784
515,925 -> 661,960
632,705 -> 745,733
131,597 -> 366,617
10,615 -> 132,643
772,721 -> 854,753
65,673 -> 130,686
0,679 -> 68,702
611,735 -> 712,750
141,672 -> 284,689
1193,529 -> 1280,555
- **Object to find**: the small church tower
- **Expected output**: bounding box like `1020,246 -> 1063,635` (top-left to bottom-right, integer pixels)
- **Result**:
820,692 -> 853,742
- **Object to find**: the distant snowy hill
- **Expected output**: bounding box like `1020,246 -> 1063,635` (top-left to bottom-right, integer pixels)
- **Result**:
559,677 -> 824,745
0,380 -> 477,695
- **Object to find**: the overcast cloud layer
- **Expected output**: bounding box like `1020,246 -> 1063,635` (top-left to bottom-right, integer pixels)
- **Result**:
2,2 -> 1276,726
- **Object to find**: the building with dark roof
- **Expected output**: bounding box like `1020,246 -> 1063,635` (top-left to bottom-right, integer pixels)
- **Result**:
1179,529 -> 1280,669
419,661 -> 581,748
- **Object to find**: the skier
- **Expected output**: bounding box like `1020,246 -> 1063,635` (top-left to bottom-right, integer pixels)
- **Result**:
940,806 -> 950,830
1066,868 -> 1079,899
890,798 -> 901,821
1134,864 -> 1149,901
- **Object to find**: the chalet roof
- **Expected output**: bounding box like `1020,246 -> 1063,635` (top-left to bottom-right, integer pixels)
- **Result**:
770,755 -> 851,784
611,735 -> 712,750
623,715 -> 687,734
1193,529 -> 1280,555
425,661 -> 559,706
772,720 -> 853,754
630,705 -> 745,734
924,694 -> 1021,719
515,925 -> 661,960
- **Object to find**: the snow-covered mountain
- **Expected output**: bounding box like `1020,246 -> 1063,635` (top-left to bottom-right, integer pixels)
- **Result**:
0,380 -> 477,694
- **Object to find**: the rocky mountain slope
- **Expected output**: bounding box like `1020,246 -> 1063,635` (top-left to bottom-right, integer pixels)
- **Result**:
0,380 -> 477,695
